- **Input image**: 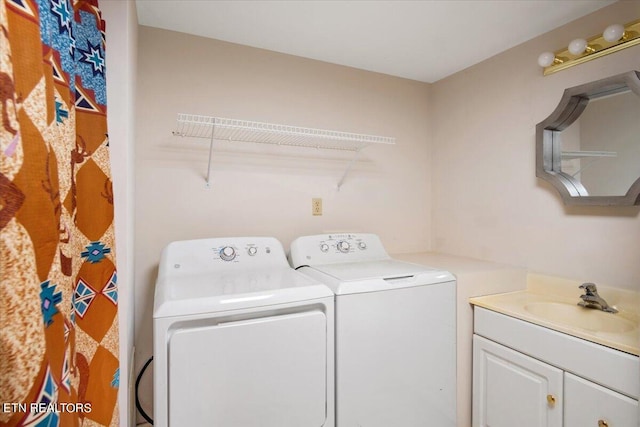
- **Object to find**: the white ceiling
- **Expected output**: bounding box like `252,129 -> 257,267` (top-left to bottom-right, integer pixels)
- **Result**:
135,0 -> 615,83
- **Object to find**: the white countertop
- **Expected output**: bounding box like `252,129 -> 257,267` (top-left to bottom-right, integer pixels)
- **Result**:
470,284 -> 640,356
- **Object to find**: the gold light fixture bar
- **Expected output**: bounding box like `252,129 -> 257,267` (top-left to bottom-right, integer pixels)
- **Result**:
542,19 -> 640,76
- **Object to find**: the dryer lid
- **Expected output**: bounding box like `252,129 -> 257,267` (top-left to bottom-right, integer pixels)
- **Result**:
154,266 -> 333,318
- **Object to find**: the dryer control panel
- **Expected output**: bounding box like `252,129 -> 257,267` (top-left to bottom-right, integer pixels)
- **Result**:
160,237 -> 289,278
289,233 -> 390,268
214,241 -> 273,263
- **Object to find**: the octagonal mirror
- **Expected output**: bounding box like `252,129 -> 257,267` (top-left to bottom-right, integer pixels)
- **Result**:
536,70 -> 640,206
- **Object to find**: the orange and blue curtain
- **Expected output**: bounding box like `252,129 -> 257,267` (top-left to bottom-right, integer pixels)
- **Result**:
1,0 -> 119,425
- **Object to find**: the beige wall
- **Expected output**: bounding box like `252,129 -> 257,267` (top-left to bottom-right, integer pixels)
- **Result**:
431,1 -> 640,290
135,26 -> 434,416
133,1 -> 640,420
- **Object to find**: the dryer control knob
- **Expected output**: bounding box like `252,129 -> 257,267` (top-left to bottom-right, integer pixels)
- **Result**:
337,241 -> 350,253
247,247 -> 258,256
358,241 -> 367,250
320,243 -> 330,252
219,246 -> 237,261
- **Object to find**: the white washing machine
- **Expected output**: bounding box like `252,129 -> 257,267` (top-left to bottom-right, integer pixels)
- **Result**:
289,233 -> 457,427
154,237 -> 335,427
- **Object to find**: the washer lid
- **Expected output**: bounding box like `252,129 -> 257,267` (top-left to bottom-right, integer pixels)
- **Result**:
301,260 -> 455,295
313,259 -> 435,282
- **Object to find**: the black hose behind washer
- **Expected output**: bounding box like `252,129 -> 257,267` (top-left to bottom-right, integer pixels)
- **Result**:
135,356 -> 154,425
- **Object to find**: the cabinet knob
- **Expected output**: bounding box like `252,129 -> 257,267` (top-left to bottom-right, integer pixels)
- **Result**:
598,420 -> 609,427
546,394 -> 556,406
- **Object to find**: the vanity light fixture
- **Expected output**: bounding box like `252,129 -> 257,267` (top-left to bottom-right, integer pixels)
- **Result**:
567,38 -> 594,56
538,19 -> 640,75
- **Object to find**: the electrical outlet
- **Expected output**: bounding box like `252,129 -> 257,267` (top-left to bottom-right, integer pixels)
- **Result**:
312,198 -> 322,216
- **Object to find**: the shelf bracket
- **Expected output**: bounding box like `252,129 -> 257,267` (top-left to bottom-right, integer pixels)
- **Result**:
205,131 -> 214,188
336,148 -> 364,191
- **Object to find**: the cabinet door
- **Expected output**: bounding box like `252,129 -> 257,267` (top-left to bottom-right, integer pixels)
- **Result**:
473,335 -> 563,427
565,372 -> 639,427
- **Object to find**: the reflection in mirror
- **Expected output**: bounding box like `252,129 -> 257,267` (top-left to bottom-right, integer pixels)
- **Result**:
559,90 -> 640,197
536,70 -> 640,206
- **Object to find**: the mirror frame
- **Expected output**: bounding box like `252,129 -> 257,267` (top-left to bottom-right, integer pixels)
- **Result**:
536,70 -> 640,206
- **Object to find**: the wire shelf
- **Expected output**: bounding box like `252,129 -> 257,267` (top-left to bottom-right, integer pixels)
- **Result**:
173,114 -> 395,151
173,113 -> 396,189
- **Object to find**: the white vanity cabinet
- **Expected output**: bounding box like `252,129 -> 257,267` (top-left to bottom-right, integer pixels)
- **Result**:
473,335 -> 563,427
564,373 -> 638,427
472,307 -> 639,427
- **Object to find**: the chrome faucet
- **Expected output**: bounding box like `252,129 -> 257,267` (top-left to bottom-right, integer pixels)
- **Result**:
578,283 -> 617,313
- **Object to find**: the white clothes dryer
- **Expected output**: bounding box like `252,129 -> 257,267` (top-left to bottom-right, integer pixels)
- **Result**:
289,233 -> 456,427
154,237 -> 335,427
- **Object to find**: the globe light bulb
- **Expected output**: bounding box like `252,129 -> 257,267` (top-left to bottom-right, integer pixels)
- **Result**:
568,38 -> 588,55
537,52 -> 555,67
603,24 -> 624,42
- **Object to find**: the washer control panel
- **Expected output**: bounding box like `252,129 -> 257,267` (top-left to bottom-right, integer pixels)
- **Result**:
315,235 -> 369,255
289,233 -> 389,268
318,234 -> 374,255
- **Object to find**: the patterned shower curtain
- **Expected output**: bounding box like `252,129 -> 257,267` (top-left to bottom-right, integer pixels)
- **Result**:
0,0 -> 119,425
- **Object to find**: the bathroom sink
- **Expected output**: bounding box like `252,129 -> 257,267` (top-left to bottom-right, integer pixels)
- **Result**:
524,302 -> 636,333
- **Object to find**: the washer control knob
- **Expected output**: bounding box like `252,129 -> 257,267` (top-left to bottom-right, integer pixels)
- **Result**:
320,243 -> 330,252
219,246 -> 236,261
247,246 -> 258,256
358,241 -> 367,250
337,241 -> 350,253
